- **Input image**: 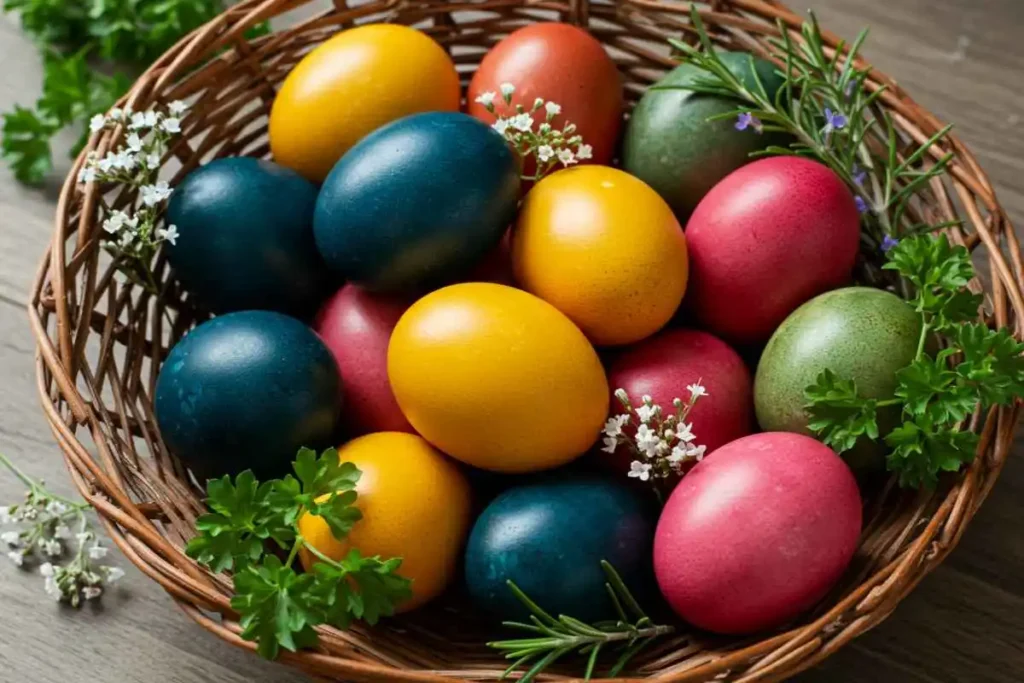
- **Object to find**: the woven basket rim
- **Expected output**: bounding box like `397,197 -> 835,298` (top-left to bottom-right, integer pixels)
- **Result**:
27,1 -> 1024,681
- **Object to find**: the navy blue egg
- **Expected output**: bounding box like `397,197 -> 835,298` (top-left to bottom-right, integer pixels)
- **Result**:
166,157 -> 333,317
464,477 -> 655,623
154,311 -> 342,481
314,112 -> 520,292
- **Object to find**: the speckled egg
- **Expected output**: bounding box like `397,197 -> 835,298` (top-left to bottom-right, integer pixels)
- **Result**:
465,477 -> 655,622
154,311 -> 342,481
165,157 -> 332,317
314,112 -> 520,292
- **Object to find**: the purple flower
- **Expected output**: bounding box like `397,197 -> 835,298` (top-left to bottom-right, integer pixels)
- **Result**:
824,107 -> 847,132
854,196 -> 869,214
852,165 -> 867,186
735,112 -> 763,134
881,235 -> 899,253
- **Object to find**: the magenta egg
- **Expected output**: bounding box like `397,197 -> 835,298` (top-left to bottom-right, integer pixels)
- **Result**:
605,329 -> 753,475
653,432 -> 861,634
314,284 -> 414,434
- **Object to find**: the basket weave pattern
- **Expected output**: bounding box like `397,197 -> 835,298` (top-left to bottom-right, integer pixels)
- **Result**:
28,0 -> 1024,681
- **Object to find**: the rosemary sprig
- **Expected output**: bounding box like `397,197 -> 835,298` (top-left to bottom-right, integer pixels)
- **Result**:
663,8 -> 956,251
487,561 -> 674,682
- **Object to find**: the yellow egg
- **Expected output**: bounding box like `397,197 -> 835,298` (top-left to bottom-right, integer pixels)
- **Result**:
298,432 -> 471,612
388,283 -> 609,472
512,165 -> 689,346
269,24 -> 460,182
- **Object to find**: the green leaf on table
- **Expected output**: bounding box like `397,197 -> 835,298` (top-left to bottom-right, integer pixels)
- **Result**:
313,549 -> 412,629
3,0 -> 91,48
804,369 -> 880,454
0,105 -> 59,184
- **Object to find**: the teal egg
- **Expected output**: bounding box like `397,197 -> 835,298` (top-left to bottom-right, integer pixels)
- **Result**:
622,53 -> 786,219
166,157 -> 333,317
154,311 -> 342,481
313,112 -> 520,292
464,477 -> 655,622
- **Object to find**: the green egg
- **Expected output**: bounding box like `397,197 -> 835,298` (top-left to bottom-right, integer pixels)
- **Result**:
622,52 -> 786,219
754,287 -> 922,472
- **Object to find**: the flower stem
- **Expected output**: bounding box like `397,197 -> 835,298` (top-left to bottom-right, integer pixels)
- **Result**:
0,453 -> 88,509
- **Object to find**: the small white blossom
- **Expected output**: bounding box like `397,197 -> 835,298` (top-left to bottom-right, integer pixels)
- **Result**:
492,119 -> 510,136
42,539 -> 62,557
126,133 -> 143,152
140,181 -> 172,207
676,422 -> 696,443
576,144 -> 593,161
614,388 -> 629,404
510,113 -> 534,132
105,566 -> 125,582
109,107 -> 124,121
129,112 -> 148,130
168,100 -> 188,116
118,231 -> 136,249
532,97 -> 544,110
19,506 -> 38,521
144,110 -> 160,127
635,403 -> 657,424
161,117 -> 181,134
89,114 -> 106,133
45,501 -> 67,516
0,506 -> 13,524
688,444 -> 707,461
603,414 -> 629,438
537,145 -> 555,162
76,532 -> 92,544
39,562 -> 54,577
474,91 -> 496,108
54,525 -> 71,540
1,531 -> 20,546
668,444 -> 688,465
97,153 -> 117,173
500,82 -> 515,98
44,577 -> 62,601
82,585 -> 103,600
116,149 -> 138,171
635,424 -> 661,458
557,148 -> 576,166
602,436 -> 619,454
7,551 -> 24,567
145,152 -> 162,169
88,544 -> 108,560
544,101 -> 562,117
158,224 -> 179,246
688,383 -> 708,399
77,167 -> 96,184
628,461 -> 652,481
103,211 -> 128,235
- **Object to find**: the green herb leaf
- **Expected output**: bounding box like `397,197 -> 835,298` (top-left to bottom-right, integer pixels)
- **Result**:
0,105 -> 59,184
313,549 -> 413,629
893,356 -> 977,423
884,234 -> 982,329
804,369 -> 880,453
271,447 -> 363,539
954,322 -> 1024,408
884,417 -> 978,489
231,555 -> 323,660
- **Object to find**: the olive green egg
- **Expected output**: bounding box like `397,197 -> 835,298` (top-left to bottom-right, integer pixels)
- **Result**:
622,52 -> 786,219
754,287 -> 922,471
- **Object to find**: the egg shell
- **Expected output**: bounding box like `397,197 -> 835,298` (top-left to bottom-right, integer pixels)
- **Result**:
165,157 -> 332,317
315,112 -> 521,292
154,311 -> 342,481
654,432 -> 862,634
269,24 -> 460,182
387,283 -> 609,473
512,166 -> 689,346
465,476 -> 655,622
299,432 -> 472,612
314,285 -> 414,435
622,53 -> 786,219
605,329 -> 753,471
685,157 -> 861,344
466,23 -> 624,168
755,287 -> 922,472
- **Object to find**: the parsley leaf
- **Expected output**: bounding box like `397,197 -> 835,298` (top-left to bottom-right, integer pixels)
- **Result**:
231,555 -> 323,660
313,549 -> 413,629
885,417 -> 979,489
954,323 -> 1024,408
804,369 -> 880,453
0,105 -> 59,184
271,447 -> 363,540
883,234 -> 982,330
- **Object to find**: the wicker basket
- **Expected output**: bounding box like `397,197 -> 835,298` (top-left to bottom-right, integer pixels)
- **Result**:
28,0 -> 1024,680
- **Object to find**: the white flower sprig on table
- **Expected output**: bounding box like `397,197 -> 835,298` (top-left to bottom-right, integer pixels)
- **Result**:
79,101 -> 188,294
0,454 -> 124,607
603,383 -> 709,488
475,83 -> 592,182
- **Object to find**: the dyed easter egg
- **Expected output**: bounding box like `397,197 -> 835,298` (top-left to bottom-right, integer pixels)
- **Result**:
388,283 -> 608,472
314,285 -> 413,435
755,287 -> 922,471
165,157 -> 331,317
467,23 -> 623,167
623,53 -> 785,218
154,311 -> 341,480
685,157 -> 861,344
605,329 -> 753,472
654,433 -> 861,634
269,24 -> 460,182
299,432 -> 472,611
512,166 -> 688,346
465,477 -> 655,622
315,112 -> 520,292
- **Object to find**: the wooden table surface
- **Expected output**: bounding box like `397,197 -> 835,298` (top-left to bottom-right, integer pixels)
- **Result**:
1,1 -> 1021,681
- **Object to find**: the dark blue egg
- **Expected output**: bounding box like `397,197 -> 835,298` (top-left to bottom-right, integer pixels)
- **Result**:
464,477 -> 655,622
314,112 -> 520,292
166,157 -> 333,317
154,311 -> 341,481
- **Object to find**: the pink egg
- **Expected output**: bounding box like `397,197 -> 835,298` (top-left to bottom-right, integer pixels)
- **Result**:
314,284 -> 414,434
653,432 -> 861,634
604,329 -> 753,473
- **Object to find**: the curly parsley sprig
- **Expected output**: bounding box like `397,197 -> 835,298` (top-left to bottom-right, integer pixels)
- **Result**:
805,234 -> 1024,489
186,447 -> 412,660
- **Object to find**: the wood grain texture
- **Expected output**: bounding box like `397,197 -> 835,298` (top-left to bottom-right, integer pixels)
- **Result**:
0,1 -> 1021,681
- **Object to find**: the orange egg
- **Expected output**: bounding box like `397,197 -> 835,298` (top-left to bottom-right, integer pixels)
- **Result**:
387,283 -> 609,472
298,432 -> 471,612
269,24 -> 460,182
512,166 -> 689,346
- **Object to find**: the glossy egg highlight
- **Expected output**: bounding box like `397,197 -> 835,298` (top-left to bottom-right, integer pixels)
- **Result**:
314,112 -> 520,292
387,283 -> 609,472
269,24 -> 460,182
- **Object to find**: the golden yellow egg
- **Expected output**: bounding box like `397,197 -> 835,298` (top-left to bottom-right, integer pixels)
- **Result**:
387,283 -> 609,472
269,24 -> 460,182
512,165 -> 689,346
298,432 -> 471,612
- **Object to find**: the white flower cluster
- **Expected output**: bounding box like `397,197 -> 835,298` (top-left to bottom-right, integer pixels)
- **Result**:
0,469 -> 123,607
475,83 -> 593,181
602,383 -> 709,484
79,101 -> 188,290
